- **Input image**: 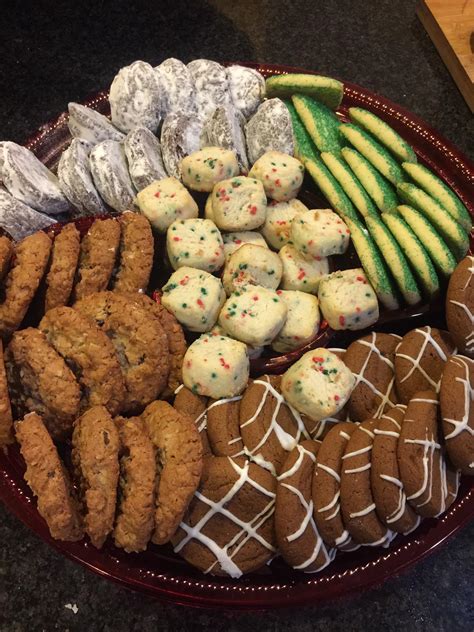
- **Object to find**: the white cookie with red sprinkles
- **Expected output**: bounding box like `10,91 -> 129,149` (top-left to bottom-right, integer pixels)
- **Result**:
249,150 -> 304,202
279,244 -> 329,293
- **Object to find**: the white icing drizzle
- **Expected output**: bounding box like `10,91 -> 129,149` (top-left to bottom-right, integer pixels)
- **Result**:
344,462 -> 371,474
339,430 -> 351,440
450,257 -> 474,351
397,326 -> 450,392
410,398 -> 439,404
174,458 -> 275,578
195,395 -> 243,434
349,503 -> 376,518
174,384 -> 184,395
443,356 -> 474,440
404,433 -> 440,507
374,429 -> 400,438
342,445 -> 372,460
317,463 -> 340,485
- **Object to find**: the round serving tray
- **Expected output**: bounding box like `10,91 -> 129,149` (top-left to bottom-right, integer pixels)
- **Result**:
0,62 -> 473,610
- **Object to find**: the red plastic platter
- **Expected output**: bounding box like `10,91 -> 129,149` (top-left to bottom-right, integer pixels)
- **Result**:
0,63 -> 473,610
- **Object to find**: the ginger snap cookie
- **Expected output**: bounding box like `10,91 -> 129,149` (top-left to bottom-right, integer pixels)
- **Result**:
344,332 -> 401,422
0,340 -> 13,447
112,211 -> 154,294
371,404 -> 421,534
398,391 -> 453,518
312,422 -> 359,551
440,355 -> 474,475
239,374 -> 312,475
44,223 -> 81,311
206,395 -> 245,458
446,256 -> 474,358
276,440 -> 335,572
174,385 -> 212,456
394,326 -> 456,403
71,406 -> 120,548
172,456 -> 277,577
142,400 -> 203,544
340,419 -> 393,547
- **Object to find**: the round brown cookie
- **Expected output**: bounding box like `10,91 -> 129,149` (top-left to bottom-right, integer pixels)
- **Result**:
312,422 -> 359,551
44,223 -> 81,311
14,412 -> 83,541
394,326 -> 455,403
39,306 -> 126,415
172,456 -> 277,578
142,400 -> 203,544
440,355 -> 474,475
371,404 -> 421,534
112,211 -> 154,293
276,440 -> 335,572
74,291 -> 169,411
74,218 -> 121,300
71,406 -> 120,548
113,415 -> 156,552
6,328 -> 81,440
397,391 -> 449,518
123,292 -> 187,398
174,385 -> 212,456
239,374 -> 312,476
0,231 -> 52,339
446,256 -> 474,358
0,235 -> 13,282
345,332 -> 401,422
340,419 -> 393,547
207,395 -> 245,457
0,340 -> 13,447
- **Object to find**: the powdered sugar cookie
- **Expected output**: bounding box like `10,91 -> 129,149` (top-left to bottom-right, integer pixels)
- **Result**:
160,113 -> 202,180
67,102 -> 124,143
202,106 -> 249,172
155,58 -> 196,118
89,140 -> 136,212
245,99 -> 294,164
227,65 -> 265,120
187,59 -> 231,121
124,127 -> 167,191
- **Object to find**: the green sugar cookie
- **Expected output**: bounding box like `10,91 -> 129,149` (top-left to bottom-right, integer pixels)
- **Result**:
340,123 -> 404,185
401,161 -> 472,232
266,73 -> 343,109
348,107 -> 417,163
285,100 -> 319,162
366,215 -> 421,305
342,147 -> 399,213
397,182 -> 469,261
382,212 -> 439,299
292,95 -> 344,154
303,156 -> 359,221
397,205 -> 457,277
344,217 -> 400,310
320,151 -> 378,218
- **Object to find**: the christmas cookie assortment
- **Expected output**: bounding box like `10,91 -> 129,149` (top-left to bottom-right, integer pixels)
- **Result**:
0,59 -> 472,583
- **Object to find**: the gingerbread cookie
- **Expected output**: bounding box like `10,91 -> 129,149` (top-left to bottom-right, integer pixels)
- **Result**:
112,212 -> 154,294
340,420 -> 393,547
206,395 -> 244,458
172,456 -> 276,577
371,404 -> 421,534
0,340 -> 13,447
44,223 -> 81,311
239,375 -> 311,475
394,326 -> 456,403
345,332 -> 401,422
174,385 -> 212,456
312,422 -> 359,551
142,400 -> 203,544
276,441 -> 335,572
446,256 -> 474,358
440,355 -> 474,475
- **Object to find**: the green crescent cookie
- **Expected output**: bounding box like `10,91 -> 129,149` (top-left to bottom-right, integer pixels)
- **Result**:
344,217 -> 400,310
365,215 -> 421,305
266,74 -> 343,109
285,100 -> 319,161
348,107 -> 417,163
382,212 -> 439,299
342,147 -> 399,213
401,161 -> 472,232
292,95 -> 344,154
397,205 -> 457,277
320,151 -> 378,218
340,123 -> 404,185
302,156 -> 359,221
397,182 -> 469,261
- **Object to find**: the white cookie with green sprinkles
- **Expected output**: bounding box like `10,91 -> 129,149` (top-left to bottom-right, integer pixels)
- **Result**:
291,208 -> 350,258
261,198 -> 308,250
181,147 -> 239,192
279,244 -> 329,293
222,243 -> 282,295
271,290 -> 320,353
166,218 -> 224,272
211,176 -> 267,231
222,231 -> 268,260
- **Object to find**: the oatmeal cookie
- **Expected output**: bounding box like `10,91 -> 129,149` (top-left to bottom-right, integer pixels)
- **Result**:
112,211 -> 154,294
44,223 -> 81,311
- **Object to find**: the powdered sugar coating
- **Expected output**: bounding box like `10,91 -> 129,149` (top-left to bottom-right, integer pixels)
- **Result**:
155,58 -> 195,117
68,102 -> 125,143
89,140 -> 135,212
227,65 -> 265,120
0,189 -> 55,240
201,106 -> 249,172
160,113 -> 202,180
124,127 -> 166,191
187,59 -> 231,122
245,99 -> 295,165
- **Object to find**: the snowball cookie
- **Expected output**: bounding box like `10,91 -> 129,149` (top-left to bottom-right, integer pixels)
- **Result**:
222,231 -> 268,260
161,267 -> 226,333
166,218 -> 225,272
211,176 -> 267,231
272,291 -> 320,353
291,208 -> 350,258
222,244 -> 283,295
136,177 -> 198,233
218,285 -> 288,347
210,323 -> 264,360
318,268 -> 379,331
182,333 -> 249,399
227,65 -> 265,120
249,151 -> 304,202
279,244 -> 329,293
261,199 -> 309,250
181,147 -> 239,193
281,349 -> 355,421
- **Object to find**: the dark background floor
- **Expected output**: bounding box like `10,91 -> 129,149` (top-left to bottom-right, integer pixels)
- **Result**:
0,0 -> 473,630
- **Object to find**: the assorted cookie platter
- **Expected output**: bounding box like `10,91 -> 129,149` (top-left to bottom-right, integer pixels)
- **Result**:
0,60 -> 473,609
